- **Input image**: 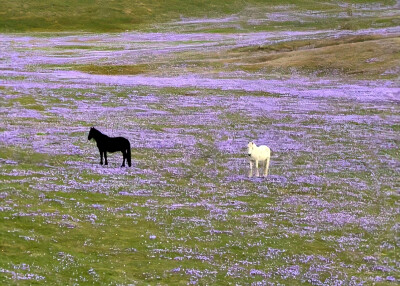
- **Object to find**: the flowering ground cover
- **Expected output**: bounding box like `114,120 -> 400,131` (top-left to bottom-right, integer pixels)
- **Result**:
1,1 -> 399,285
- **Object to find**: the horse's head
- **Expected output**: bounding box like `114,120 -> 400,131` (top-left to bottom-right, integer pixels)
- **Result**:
247,141 -> 255,156
88,127 -> 95,141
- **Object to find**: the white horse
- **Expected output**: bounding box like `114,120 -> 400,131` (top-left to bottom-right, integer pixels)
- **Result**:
247,141 -> 271,177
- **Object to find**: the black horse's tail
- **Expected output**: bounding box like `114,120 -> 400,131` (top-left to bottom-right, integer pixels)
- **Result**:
127,142 -> 131,167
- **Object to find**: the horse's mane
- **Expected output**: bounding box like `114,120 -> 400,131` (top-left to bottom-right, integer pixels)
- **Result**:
90,127 -> 107,139
91,127 -> 101,135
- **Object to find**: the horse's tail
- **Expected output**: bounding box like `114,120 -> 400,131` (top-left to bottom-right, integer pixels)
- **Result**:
127,142 -> 132,167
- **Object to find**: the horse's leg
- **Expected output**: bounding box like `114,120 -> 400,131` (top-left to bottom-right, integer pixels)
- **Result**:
264,158 -> 270,177
248,160 -> 253,177
255,160 -> 260,177
99,150 -> 103,165
104,152 -> 108,165
121,151 -> 126,167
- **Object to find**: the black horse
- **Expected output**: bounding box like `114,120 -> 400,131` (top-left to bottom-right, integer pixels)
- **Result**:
88,127 -> 131,167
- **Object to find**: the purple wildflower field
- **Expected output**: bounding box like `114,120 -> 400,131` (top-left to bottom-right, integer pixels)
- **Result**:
0,15 -> 400,285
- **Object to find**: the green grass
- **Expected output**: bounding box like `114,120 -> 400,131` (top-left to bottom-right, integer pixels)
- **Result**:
0,0 -> 260,32
1,130 -> 398,283
1,0 -> 399,283
75,64 -> 150,75
0,0 -> 397,32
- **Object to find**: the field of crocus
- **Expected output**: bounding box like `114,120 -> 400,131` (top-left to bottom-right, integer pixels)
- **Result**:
1,1 -> 399,285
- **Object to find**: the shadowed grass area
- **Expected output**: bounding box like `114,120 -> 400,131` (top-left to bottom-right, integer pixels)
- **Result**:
0,0 -> 269,32
0,0 -> 397,32
75,64 -> 150,75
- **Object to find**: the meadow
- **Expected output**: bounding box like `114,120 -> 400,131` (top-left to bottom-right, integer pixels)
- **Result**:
0,0 -> 399,285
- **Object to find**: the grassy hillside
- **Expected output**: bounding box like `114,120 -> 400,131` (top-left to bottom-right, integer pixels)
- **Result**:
0,0 -> 397,32
232,35 -> 400,79
47,34 -> 398,80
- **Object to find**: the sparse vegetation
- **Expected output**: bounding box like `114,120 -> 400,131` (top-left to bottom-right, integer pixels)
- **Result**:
245,37 -> 399,78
